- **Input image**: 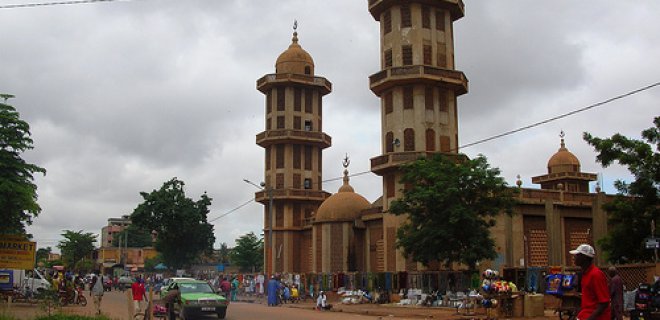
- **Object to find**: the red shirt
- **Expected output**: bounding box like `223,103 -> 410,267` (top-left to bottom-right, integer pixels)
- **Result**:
132,282 -> 146,301
578,264 -> 611,320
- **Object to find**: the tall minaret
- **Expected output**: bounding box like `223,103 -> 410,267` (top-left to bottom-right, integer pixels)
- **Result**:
255,23 -> 332,275
368,1 -> 469,271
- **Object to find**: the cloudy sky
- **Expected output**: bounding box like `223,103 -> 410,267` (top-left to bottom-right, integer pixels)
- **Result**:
1,0 -> 658,251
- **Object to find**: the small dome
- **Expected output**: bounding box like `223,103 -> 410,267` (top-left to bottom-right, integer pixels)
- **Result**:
315,168 -> 370,223
547,137 -> 580,174
275,31 -> 314,75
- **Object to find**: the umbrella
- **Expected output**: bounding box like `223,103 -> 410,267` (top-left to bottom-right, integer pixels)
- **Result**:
154,263 -> 167,270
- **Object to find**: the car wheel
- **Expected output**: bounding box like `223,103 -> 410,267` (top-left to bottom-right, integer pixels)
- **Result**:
217,308 -> 227,319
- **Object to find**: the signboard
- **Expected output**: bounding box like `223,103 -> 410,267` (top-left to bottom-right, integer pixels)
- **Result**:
646,238 -> 660,249
0,237 -> 36,269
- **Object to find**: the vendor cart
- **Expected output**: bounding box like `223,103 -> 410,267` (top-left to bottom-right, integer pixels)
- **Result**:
555,293 -> 581,320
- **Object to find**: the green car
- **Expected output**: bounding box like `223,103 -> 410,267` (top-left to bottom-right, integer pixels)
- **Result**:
168,279 -> 229,319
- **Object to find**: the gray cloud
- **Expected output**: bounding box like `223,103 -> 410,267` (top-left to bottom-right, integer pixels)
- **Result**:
1,0 -> 657,250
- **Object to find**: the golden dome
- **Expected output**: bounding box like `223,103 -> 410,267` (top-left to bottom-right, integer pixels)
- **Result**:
315,168 -> 370,223
275,31 -> 315,75
547,137 -> 580,174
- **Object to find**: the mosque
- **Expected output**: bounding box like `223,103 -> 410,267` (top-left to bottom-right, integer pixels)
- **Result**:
252,0 -> 612,276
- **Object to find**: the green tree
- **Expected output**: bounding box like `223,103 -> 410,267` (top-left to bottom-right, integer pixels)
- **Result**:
389,154 -> 517,270
36,246 -> 52,263
584,117 -> 659,263
111,224 -> 153,248
218,242 -> 230,265
57,230 -> 96,270
144,254 -> 164,272
229,232 -> 263,272
0,95 -> 46,235
131,178 -> 215,269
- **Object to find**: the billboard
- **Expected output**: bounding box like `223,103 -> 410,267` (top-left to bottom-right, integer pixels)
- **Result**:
0,237 -> 36,269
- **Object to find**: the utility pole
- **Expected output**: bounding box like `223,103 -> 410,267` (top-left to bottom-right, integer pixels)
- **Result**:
244,179 -> 273,276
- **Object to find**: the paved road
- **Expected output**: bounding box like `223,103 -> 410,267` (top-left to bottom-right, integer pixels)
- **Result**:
3,289 -> 529,320
81,290 -> 393,319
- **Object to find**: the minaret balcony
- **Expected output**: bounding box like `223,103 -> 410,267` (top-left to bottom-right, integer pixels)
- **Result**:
368,0 -> 465,21
370,151 -> 465,175
254,188 -> 331,204
531,172 -> 598,184
257,73 -> 332,95
256,129 -> 332,148
369,66 -> 468,96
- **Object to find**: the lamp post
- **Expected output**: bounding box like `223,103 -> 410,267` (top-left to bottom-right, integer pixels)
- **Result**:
244,179 -> 274,276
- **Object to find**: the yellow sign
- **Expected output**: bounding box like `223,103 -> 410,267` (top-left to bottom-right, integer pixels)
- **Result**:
0,238 -> 36,269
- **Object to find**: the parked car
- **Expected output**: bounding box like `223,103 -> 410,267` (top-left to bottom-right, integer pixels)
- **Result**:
167,279 -> 229,319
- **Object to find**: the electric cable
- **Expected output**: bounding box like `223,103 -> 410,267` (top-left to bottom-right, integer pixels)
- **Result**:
323,81 -> 660,183
212,81 -> 660,220
208,197 -> 255,223
0,0 -> 125,9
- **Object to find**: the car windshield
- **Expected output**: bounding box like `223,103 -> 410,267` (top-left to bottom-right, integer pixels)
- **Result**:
178,282 -> 214,294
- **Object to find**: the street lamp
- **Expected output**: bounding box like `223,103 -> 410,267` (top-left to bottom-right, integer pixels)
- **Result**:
244,179 -> 274,276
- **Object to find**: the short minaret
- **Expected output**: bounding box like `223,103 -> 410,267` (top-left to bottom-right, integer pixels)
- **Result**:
255,23 -> 332,274
531,131 -> 597,192
368,1 -> 469,271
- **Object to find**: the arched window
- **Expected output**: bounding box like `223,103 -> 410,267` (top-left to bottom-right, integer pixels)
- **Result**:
425,129 -> 435,151
386,132 -> 394,153
304,66 -> 311,75
404,128 -> 415,151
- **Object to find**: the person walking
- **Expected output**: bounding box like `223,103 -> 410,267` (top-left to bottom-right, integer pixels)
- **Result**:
90,272 -> 105,315
219,277 -> 230,296
267,276 -> 279,306
608,267 -> 624,320
131,276 -> 147,314
570,244 -> 611,320
231,276 -> 239,302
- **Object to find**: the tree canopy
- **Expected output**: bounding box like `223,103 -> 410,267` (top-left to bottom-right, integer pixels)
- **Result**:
130,178 -> 215,269
36,246 -> 51,263
111,224 -> 154,248
218,242 -> 230,265
389,154 -> 517,270
57,230 -> 96,270
0,96 -> 46,235
229,232 -> 263,272
584,116 -> 659,263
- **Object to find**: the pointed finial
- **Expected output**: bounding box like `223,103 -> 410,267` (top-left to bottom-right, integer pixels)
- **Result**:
595,182 -> 601,193
516,174 -> 522,188
559,130 -> 566,149
343,153 -> 350,169
291,20 -> 299,44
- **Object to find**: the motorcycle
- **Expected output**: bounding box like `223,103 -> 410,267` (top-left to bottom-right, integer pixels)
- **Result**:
632,283 -> 653,320
59,287 -> 87,306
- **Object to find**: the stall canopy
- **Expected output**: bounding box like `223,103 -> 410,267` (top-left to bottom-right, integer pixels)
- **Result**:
154,263 -> 167,270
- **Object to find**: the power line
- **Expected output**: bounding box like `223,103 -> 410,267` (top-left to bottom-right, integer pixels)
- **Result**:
458,81 -> 660,150
0,0 -> 124,9
208,197 -> 255,223
212,81 -> 660,220
323,81 -> 660,183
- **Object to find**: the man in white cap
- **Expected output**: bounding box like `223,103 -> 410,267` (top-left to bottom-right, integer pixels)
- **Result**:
570,244 -> 611,320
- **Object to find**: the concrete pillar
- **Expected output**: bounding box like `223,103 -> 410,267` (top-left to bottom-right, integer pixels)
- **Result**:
545,199 -> 563,265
